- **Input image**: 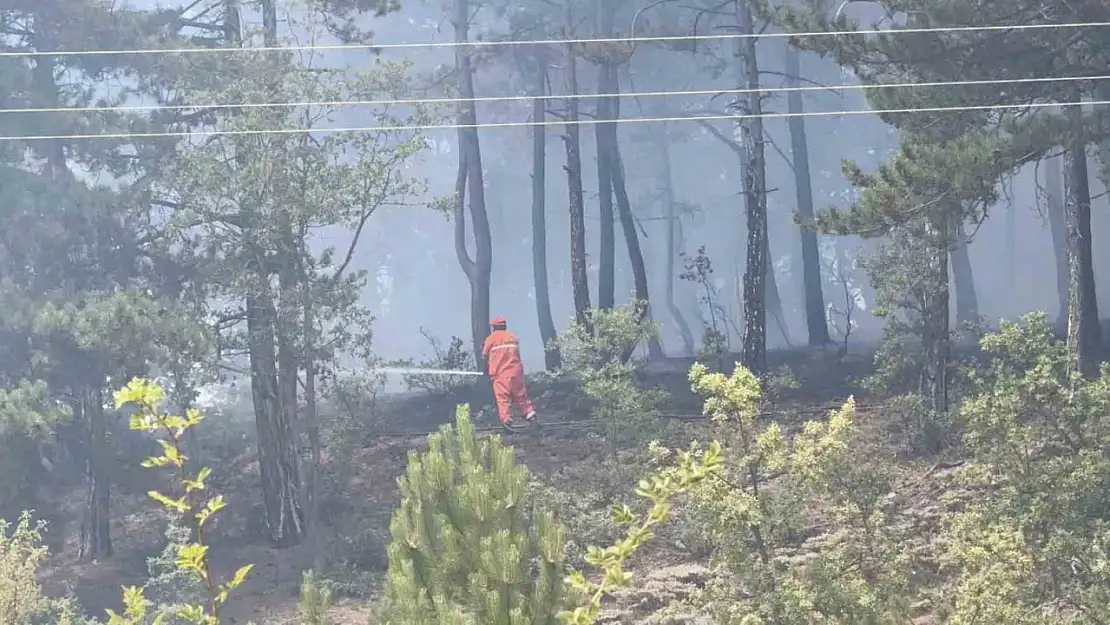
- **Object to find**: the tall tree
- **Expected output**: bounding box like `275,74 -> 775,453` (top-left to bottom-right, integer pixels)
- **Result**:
0,0 -> 202,559
451,0 -> 494,368
524,49 -> 561,370
1043,155 -> 1069,332
1064,97 -> 1101,377
736,0 -> 769,374
594,0 -> 616,311
563,0 -> 591,329
783,42 -> 830,345
158,2 -> 429,548
784,0 -> 1110,405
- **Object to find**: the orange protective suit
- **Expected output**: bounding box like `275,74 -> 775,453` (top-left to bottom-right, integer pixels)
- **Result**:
481,317 -> 536,425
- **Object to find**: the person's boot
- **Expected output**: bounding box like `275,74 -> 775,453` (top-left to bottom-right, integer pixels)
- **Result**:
524,410 -> 538,425
501,418 -> 517,432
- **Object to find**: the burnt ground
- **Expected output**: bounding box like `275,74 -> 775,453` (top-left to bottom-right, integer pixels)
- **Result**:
36,344 -> 908,624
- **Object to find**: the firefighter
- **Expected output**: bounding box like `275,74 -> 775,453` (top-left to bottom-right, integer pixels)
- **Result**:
481,316 -> 537,429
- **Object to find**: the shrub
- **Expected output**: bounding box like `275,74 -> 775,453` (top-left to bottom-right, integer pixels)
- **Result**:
556,303 -> 668,450
677,363 -> 911,624
299,571 -> 335,625
939,312 -> 1110,623
884,392 -> 954,456
0,511 -> 83,625
376,405 -> 565,624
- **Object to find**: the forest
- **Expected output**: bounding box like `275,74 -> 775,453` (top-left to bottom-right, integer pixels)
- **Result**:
3,0 -> 1110,623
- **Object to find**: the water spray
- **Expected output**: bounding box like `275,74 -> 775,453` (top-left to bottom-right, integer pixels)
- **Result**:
366,366 -> 485,377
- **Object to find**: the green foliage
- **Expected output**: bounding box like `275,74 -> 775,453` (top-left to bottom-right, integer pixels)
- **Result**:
141,521 -> 208,614
883,393 -> 954,457
377,405 -> 565,624
0,511 -> 83,625
299,571 -> 335,625
679,363 -> 911,624
0,380 -> 71,516
559,437 -> 722,625
107,379 -> 253,625
764,365 -> 801,401
556,303 -> 669,448
939,312 -> 1110,623
528,457 -> 647,568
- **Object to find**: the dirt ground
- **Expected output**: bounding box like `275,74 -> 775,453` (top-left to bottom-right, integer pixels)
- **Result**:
37,348 -> 888,623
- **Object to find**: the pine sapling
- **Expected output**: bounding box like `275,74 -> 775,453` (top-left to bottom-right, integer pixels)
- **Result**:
379,404 -> 565,624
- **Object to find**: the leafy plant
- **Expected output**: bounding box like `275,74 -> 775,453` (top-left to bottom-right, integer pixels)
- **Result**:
559,439 -> 722,625
106,379 -> 253,625
0,511 -> 83,625
555,302 -> 668,451
679,245 -> 730,366
299,571 -> 335,625
676,362 -> 911,624
939,312 -> 1110,623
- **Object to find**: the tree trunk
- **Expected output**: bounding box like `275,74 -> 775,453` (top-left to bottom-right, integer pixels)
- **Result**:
1045,155 -> 1069,332
659,123 -> 695,356
235,0 -> 304,547
736,0 -> 767,375
949,223 -> 979,325
922,215 -> 950,415
594,16 -> 615,310
301,241 -> 325,574
1065,95 -> 1100,378
79,388 -> 111,560
247,290 -> 305,547
276,227 -> 300,485
607,108 -> 659,359
1004,197 -> 1016,290
563,1 -> 591,329
531,66 -> 561,370
783,43 -> 829,345
452,0 -> 493,365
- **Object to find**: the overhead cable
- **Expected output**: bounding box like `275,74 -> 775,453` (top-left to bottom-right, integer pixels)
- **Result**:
2,21 -> 1108,58
3,74 -> 1106,115
2,98 -> 1105,141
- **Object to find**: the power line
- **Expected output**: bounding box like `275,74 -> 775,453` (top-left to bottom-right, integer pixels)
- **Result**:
3,21 -> 1108,58
3,98 -> 1104,141
5,74 -> 1106,116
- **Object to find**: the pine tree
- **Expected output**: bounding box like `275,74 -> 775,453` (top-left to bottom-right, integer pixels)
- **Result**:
379,405 -> 564,625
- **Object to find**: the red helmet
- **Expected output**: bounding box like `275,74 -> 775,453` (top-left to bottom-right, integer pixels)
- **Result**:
490,316 -> 507,327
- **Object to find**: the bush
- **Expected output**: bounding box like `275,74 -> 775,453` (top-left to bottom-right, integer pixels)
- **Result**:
0,511 -> 83,625
938,312 -> 1110,623
676,362 -> 912,624
299,571 -> 335,625
556,303 -> 668,450
376,405 -> 565,624
884,392 -> 955,456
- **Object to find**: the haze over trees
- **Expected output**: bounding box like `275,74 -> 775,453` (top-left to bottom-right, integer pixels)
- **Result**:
2,0 -> 1110,623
